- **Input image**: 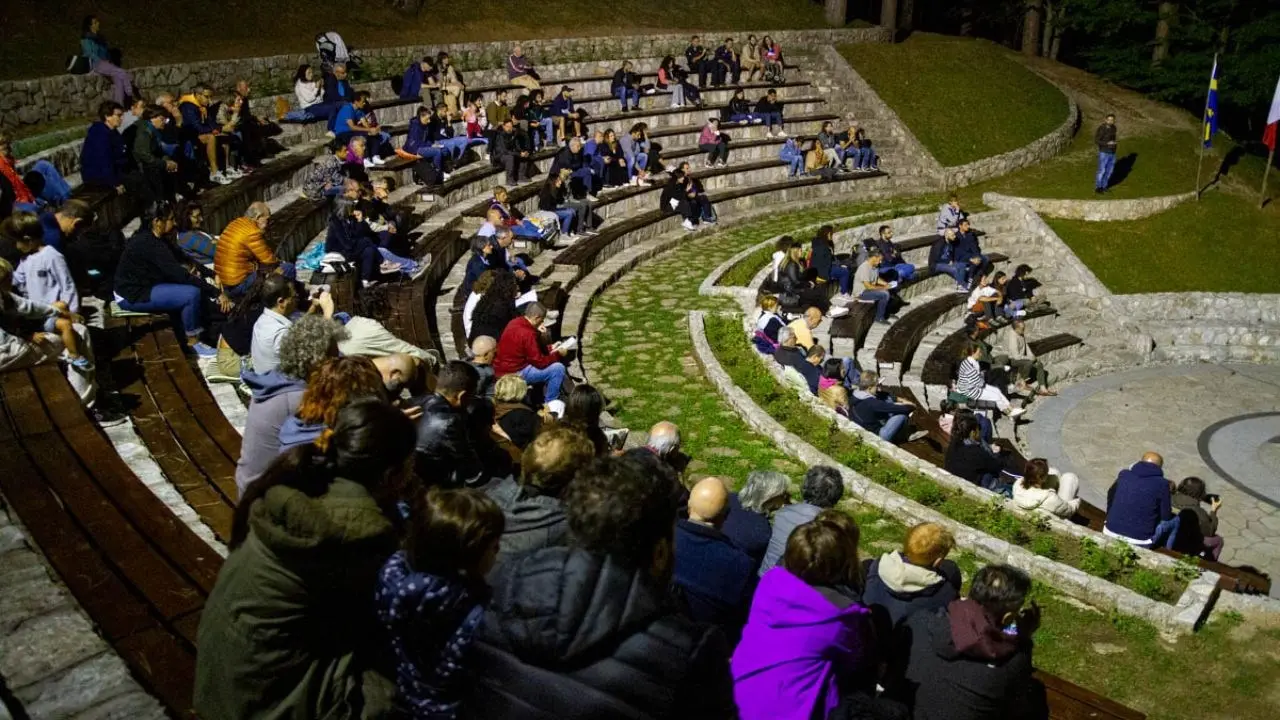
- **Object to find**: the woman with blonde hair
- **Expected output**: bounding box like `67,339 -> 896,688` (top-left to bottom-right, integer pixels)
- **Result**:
818,384 -> 850,418
493,373 -> 541,450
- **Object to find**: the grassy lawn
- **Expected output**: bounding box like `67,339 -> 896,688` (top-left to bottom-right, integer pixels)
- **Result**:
586,202 -> 1280,719
838,34 -> 1067,166
0,0 -> 860,81
1045,190 -> 1280,294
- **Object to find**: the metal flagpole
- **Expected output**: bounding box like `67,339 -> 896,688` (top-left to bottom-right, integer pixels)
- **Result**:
1195,54 -> 1217,201
1262,148 -> 1276,209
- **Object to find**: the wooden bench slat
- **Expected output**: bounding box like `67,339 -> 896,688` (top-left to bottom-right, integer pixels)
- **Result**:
113,626 -> 199,713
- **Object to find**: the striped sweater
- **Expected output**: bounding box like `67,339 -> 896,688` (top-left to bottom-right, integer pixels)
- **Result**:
955,357 -> 984,399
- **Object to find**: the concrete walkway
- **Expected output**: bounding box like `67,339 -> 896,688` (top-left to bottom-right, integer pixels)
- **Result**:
1023,363 -> 1280,594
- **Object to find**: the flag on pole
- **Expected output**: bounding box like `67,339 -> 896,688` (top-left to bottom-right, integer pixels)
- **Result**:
1203,57 -> 1219,148
1263,74 -> 1280,152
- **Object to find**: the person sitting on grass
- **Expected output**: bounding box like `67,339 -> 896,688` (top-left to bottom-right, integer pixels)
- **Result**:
890,564 -> 1037,720
726,89 -> 758,125
81,101 -> 130,193
758,465 -> 845,576
611,61 -> 642,113
785,305 -> 822,352
376,485 -> 504,720
1105,451 -> 1177,548
943,414 -> 1011,495
1012,457 -> 1080,519
754,89 -> 786,138
698,117 -> 729,168
493,302 -> 570,404
850,371 -> 918,445
862,522 -> 962,631
1171,476 -> 1225,561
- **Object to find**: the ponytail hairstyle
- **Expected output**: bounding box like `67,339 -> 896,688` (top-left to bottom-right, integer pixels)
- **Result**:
231,398 -> 417,548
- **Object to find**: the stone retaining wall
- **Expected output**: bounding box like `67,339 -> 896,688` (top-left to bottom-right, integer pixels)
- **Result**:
687,310 -> 1225,633
982,190 -> 1196,221
1,27 -> 890,130
943,84 -> 1079,188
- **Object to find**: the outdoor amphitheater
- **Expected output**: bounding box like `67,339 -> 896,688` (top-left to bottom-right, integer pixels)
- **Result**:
1,5 -> 1278,720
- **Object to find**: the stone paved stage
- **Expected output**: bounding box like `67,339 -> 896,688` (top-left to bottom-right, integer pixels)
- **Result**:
1024,363 -> 1280,596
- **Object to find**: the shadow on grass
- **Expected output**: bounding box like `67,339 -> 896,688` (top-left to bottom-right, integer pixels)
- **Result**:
1108,152 -> 1137,188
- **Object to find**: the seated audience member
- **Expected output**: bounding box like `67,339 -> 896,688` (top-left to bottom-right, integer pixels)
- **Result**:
559,384 -> 610,456
659,166 -> 714,232
819,384 -> 851,419
873,225 -> 915,282
657,54 -> 701,108
683,35 -> 712,86
927,229 -> 968,292
463,235 -> 497,298
194,400 -> 415,720
625,420 -> 690,481
754,89 -> 786,138
752,293 -> 785,353
113,201 -> 225,357
787,306 -> 823,351
759,465 -> 845,576
776,237 -> 832,314
492,373 -> 540,448
81,101 -> 129,191
850,371 -> 917,444
215,91 -> 259,173
175,202 -> 217,265
810,225 -> 852,297
491,302 -> 568,404
301,143 -> 358,200
468,270 -> 520,344
779,136 -> 805,177
235,314 -> 344,496
550,136 -> 599,200
35,199 -> 92,255
436,53 -> 466,114
773,326 -> 821,395
935,194 -> 966,236
549,86 -> 586,145
804,139 -> 836,176
250,276 -> 333,374
322,63 -> 354,105
1004,263 -> 1046,313
80,15 -> 135,105
538,172 -> 596,239
462,270 -> 493,339
121,97 -> 146,131
611,61 -> 641,112
401,105 -> 451,184
0,256 -> 102,411
487,89 -> 512,133
845,123 -> 878,171
415,360 -> 486,487
953,218 -> 987,287
469,335 -> 499,399
1002,318 -> 1056,396
892,564 -> 1037,720
325,199 -> 402,285
733,511 -> 874,720
213,276 -> 265,378
3,135 -> 71,210
1105,452 -> 1177,547
620,123 -> 655,185
333,92 -> 391,159
8,212 -> 79,315
131,106 -> 180,203
723,470 -> 791,567
761,35 -> 785,81
179,86 -> 233,185
278,356 -> 388,452
698,117 -> 729,168
282,64 -> 325,121
596,130 -> 630,190
491,117 -> 533,185
675,477 -> 757,641
1013,457 -> 1080,518
741,35 -> 763,82
485,426 -> 594,564
215,202 -> 285,298
863,523 -> 961,631
339,286 -> 438,364
966,271 -> 1002,327
1171,476 -> 1225,560
944,414 -> 1010,495
713,38 -> 741,86
375,486 -> 503,720
726,88 -> 758,125
463,454 -> 734,717
853,250 -> 893,325
955,341 -> 1023,418
399,56 -> 433,102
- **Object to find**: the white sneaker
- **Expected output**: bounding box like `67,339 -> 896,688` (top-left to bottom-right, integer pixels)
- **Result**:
442,172 -> 453,181
776,130 -> 787,138
828,306 -> 850,318
753,118 -> 764,125
586,194 -> 599,202
371,155 -> 387,166
716,160 -> 726,168
210,172 -> 233,185
671,102 -> 684,108
223,167 -> 244,179
766,132 -> 774,139
908,430 -> 929,443
1008,407 -> 1027,419
363,158 -> 378,169
682,219 -> 696,231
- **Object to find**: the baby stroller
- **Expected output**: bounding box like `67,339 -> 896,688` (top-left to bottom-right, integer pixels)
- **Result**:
316,31 -> 362,73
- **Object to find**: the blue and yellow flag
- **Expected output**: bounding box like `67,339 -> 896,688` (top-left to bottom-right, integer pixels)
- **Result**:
1204,57 -> 1219,148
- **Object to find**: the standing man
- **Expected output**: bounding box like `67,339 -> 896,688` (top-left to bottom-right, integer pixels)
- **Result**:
1095,113 -> 1118,194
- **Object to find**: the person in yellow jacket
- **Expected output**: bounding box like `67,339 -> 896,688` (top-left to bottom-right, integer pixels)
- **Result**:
215,201 -> 290,298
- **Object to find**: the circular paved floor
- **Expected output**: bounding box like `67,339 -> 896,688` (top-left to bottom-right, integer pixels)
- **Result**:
1024,363 -> 1280,595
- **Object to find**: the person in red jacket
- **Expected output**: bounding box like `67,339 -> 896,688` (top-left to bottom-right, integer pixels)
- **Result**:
493,302 -> 569,402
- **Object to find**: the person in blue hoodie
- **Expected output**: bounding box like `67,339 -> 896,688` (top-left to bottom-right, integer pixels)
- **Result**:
402,105 -> 451,183
80,101 -> 130,191
549,86 -> 586,145
235,314 -> 345,496
779,137 -> 804,177
277,355 -> 387,453
953,218 -> 987,288
1105,451 -> 1178,547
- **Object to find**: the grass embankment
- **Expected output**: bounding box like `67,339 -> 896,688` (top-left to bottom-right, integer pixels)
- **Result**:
0,0 -> 865,81
838,34 -> 1068,166
586,203 -> 1280,720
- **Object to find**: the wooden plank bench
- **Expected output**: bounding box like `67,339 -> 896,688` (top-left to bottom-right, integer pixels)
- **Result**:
874,291 -> 967,373
264,195 -> 329,262
919,306 -> 1059,387
1029,333 -> 1083,357
0,366 -> 218,713
1033,669 -> 1146,720
106,316 -> 241,541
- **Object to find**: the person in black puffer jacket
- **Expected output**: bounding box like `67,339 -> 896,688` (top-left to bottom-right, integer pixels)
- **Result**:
468,270 -> 520,344
415,360 -> 487,488
461,454 -> 734,720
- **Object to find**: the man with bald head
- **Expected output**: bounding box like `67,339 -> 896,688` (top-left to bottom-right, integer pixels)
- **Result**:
672,476 -> 756,638
1105,450 -> 1176,547
787,306 -> 824,351
626,420 -> 692,478
372,352 -> 423,397
215,201 -> 289,298
469,335 -> 498,398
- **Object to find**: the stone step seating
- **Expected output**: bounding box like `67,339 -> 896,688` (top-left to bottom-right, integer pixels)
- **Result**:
457,62 -> 802,104
104,315 -> 242,542
874,292 -> 968,378
917,307 -> 1067,388
0,365 -> 220,714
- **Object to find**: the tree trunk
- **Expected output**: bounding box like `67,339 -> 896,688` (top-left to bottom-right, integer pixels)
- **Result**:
1042,1 -> 1054,57
881,0 -> 897,36
1153,2 -> 1177,67
825,0 -> 848,27
900,0 -> 914,32
1023,0 -> 1043,56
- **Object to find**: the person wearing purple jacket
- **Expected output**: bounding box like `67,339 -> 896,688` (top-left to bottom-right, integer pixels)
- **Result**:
733,511 -> 876,720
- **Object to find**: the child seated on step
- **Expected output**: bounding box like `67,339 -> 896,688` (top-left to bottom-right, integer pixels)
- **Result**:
4,212 -> 91,369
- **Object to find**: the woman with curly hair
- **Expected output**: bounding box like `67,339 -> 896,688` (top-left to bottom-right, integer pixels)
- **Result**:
467,270 -> 520,344
277,355 -> 387,452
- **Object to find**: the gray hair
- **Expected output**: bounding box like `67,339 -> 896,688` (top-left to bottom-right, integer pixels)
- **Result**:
859,370 -> 879,391
523,302 -> 546,319
647,421 -> 681,457
739,470 -> 790,513
777,326 -> 796,346
278,315 -> 348,380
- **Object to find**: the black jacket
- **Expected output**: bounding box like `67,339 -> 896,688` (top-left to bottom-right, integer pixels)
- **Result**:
469,296 -> 519,344
550,146 -> 588,175
660,180 -> 687,216
461,546 -> 734,720
484,476 -> 568,565
755,96 -> 783,115
113,228 -> 207,304
611,69 -> 639,93
1095,122 -> 1117,152
492,128 -> 530,161
861,555 -> 962,631
774,345 -> 819,395
944,441 -> 1006,487
414,393 -> 484,487
727,97 -> 751,116
538,182 -> 565,212
777,259 -> 809,294
810,239 -> 836,281
891,603 -> 1033,720
927,236 -> 955,269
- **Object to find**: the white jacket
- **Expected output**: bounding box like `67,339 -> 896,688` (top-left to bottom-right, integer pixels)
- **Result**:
1012,479 -> 1079,517
0,293 -> 57,372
